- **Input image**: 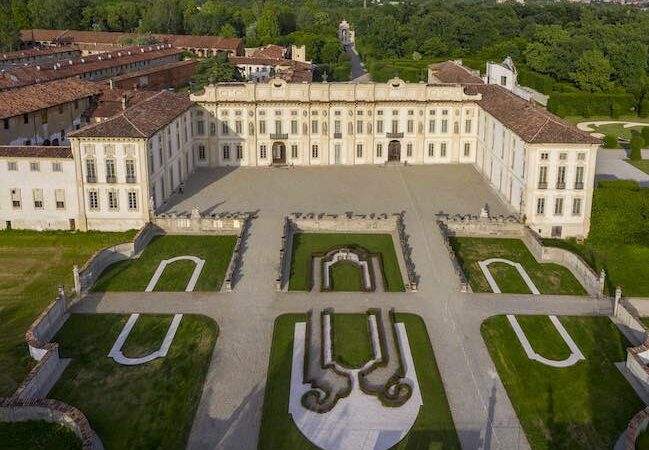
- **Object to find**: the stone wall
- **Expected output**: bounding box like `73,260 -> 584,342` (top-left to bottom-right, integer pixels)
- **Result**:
625,407 -> 649,450
0,398 -> 103,450
436,213 -> 604,297
279,213 -> 418,292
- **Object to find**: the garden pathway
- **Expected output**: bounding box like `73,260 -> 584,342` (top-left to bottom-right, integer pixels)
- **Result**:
74,165 -> 614,450
595,149 -> 649,186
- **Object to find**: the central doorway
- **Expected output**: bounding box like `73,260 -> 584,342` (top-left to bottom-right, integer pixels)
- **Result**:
388,140 -> 401,162
272,142 -> 286,165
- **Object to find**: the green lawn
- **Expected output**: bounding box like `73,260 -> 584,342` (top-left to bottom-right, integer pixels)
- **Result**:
289,233 -> 404,292
591,123 -> 644,140
329,261 -> 364,291
566,115 -> 649,125
544,180 -> 649,297
0,229 -> 136,397
121,314 -> 175,358
449,237 -> 586,295
637,430 -> 649,449
93,235 -> 237,292
259,313 -> 460,449
0,421 -> 82,450
332,314 -> 373,369
49,313 -> 217,450
482,315 -> 643,450
629,160 -> 649,175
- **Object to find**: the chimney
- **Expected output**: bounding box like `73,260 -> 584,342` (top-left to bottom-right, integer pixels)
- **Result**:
109,79 -> 114,90
122,94 -> 127,110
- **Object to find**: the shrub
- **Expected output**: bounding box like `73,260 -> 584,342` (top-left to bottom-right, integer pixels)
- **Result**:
639,99 -> 649,118
547,92 -> 635,117
602,135 -> 618,149
630,135 -> 644,161
641,127 -> 649,144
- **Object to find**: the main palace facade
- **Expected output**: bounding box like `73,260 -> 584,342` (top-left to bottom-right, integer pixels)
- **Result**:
0,61 -> 600,238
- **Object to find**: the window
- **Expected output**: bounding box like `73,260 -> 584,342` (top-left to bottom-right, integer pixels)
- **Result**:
291,120 -> 298,135
554,198 -> 564,216
236,145 -> 243,160
572,198 -> 582,216
223,145 -> 230,160
74,100 -> 79,110
577,152 -> 586,161
105,159 -> 116,182
559,152 -> 567,161
428,143 -> 434,157
429,119 -> 436,133
88,191 -> 99,210
11,188 -> 21,208
128,191 -> 138,210
58,104 -> 63,114
236,120 -> 242,134
540,152 -> 549,160
198,145 -> 206,161
55,189 -> 65,209
538,166 -> 547,187
376,143 -> 383,158
23,114 -> 28,124
391,119 -> 398,134
407,119 -> 414,134
7,161 -> 17,171
275,120 -> 283,135
41,109 -> 48,124
311,120 -> 318,134
259,120 -> 266,134
357,120 -> 363,134
465,119 -> 472,133
500,75 -> 507,86
536,198 -> 545,215
291,144 -> 298,159
441,119 -> 448,133
221,121 -> 229,135
575,166 -> 584,189
52,162 -> 62,172
556,166 -> 566,188
311,144 -> 319,159
108,191 -> 119,210
30,161 -> 40,172
2,118 -> 8,130
260,145 -> 267,159
440,142 -> 447,157
32,189 -> 43,209
454,122 -> 459,134
126,160 -> 136,182
406,143 -> 413,157
377,120 -> 383,133
356,143 -> 363,158
334,120 -> 341,134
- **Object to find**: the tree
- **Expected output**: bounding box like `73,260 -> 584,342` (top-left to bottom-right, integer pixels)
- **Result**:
0,3 -> 21,51
420,36 -> 448,57
257,8 -> 280,42
642,127 -> 649,145
191,53 -> 243,91
629,135 -> 644,161
607,42 -> 648,89
570,49 -> 613,92
219,24 -> 237,38
139,0 -> 184,34
602,135 -> 618,149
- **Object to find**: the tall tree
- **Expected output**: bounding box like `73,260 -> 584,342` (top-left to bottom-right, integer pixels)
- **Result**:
571,49 -> 613,92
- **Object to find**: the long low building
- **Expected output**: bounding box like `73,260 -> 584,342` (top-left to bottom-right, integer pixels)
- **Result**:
0,61 -> 601,238
1,45 -> 81,67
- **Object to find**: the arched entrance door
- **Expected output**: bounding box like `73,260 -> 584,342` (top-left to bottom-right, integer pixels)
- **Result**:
272,142 -> 286,165
388,140 -> 401,162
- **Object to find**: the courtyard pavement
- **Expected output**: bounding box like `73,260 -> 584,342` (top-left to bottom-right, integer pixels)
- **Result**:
74,165 -> 613,450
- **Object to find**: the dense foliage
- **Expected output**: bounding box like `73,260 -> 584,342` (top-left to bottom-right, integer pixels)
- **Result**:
3,1 -> 649,104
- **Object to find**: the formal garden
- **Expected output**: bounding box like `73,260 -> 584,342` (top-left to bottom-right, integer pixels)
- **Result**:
544,180 -> 649,297
48,313 -> 217,450
288,233 -> 405,292
482,315 -> 643,450
259,313 -> 459,450
449,237 -> 586,295
93,234 -> 237,292
0,229 -> 136,398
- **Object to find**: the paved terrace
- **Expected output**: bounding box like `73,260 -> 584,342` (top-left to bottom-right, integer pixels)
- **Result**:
75,165 -> 612,450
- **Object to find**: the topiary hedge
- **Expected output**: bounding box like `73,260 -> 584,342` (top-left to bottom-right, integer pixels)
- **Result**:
547,92 -> 636,118
602,135 -> 618,149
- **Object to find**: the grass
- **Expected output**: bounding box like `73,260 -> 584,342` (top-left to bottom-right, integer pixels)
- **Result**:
289,233 -> 404,292
565,115 -> 649,125
591,123 -> 644,140
259,313 -> 460,449
0,421 -> 82,450
629,160 -> 649,175
331,314 -> 373,369
449,237 -> 586,295
0,229 -> 136,397
120,314 -> 175,358
637,431 -> 649,449
49,313 -> 217,450
93,235 -> 237,292
543,180 -> 649,297
482,315 -> 643,450
329,261 -> 364,291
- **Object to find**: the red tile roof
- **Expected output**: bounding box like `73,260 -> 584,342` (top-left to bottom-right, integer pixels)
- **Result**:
0,78 -> 101,120
1,46 -> 80,62
22,29 -> 243,52
0,146 -> 72,158
428,61 -> 484,84
71,90 -> 193,138
464,84 -> 600,145
86,87 -> 157,121
252,44 -> 286,60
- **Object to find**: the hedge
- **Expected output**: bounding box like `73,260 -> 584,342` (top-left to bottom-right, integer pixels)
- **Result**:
547,92 -> 636,118
517,67 -> 555,95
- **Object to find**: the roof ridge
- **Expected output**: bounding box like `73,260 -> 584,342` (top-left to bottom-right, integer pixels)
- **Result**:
121,91 -> 167,137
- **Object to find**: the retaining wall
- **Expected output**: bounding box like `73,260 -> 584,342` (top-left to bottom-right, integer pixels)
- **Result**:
436,214 -> 604,297
0,398 -> 103,450
625,407 -> 649,450
152,209 -> 247,234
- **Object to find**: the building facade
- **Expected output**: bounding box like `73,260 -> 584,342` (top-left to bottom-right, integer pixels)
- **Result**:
190,75 -> 599,238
